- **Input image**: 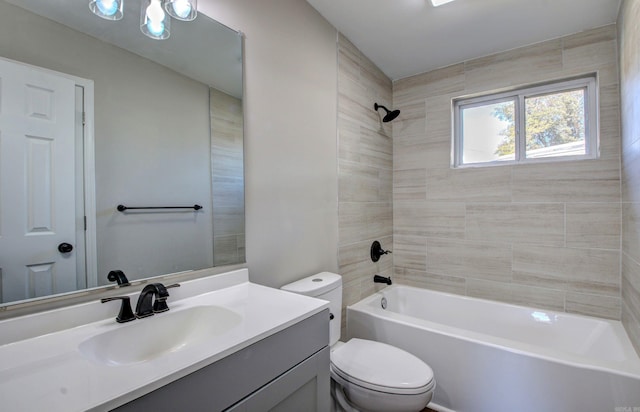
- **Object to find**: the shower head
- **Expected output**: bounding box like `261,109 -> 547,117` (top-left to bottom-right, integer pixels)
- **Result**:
374,103 -> 400,122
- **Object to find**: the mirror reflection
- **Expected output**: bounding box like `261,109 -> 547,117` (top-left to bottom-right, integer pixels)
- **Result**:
0,0 -> 244,306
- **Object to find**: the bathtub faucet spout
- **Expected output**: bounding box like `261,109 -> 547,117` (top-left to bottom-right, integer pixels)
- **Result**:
374,275 -> 392,285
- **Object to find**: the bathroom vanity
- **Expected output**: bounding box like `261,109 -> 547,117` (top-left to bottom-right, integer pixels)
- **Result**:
0,269 -> 330,411
115,312 -> 329,411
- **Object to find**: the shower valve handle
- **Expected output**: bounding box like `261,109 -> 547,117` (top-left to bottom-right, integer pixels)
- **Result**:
370,240 -> 392,262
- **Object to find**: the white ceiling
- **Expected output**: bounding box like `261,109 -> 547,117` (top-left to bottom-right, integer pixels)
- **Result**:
306,0 -> 622,81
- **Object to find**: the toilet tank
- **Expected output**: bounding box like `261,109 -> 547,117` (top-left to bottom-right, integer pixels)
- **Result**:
281,272 -> 342,346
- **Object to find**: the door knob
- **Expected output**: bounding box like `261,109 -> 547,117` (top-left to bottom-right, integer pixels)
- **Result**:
58,242 -> 73,253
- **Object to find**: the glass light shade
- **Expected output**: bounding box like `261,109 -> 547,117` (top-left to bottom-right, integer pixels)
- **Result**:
89,0 -> 123,20
140,0 -> 171,40
431,0 -> 455,6
165,0 -> 197,21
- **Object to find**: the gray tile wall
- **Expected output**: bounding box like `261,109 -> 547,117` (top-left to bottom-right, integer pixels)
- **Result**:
392,25 -> 622,320
618,0 -> 640,355
210,88 -> 245,266
337,34 -> 393,334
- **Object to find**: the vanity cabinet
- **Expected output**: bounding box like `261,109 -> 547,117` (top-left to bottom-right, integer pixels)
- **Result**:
113,310 -> 330,412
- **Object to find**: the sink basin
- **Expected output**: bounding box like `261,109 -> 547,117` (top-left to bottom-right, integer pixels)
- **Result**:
79,305 -> 242,365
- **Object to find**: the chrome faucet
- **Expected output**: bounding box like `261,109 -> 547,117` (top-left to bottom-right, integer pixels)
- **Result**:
134,283 -> 180,318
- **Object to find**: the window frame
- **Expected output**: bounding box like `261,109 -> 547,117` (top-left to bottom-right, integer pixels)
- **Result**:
452,75 -> 599,168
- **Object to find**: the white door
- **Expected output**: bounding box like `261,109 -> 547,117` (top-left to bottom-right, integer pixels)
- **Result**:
0,58 -> 77,303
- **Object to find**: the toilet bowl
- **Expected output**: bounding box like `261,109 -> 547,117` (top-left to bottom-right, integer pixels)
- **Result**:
331,339 -> 435,412
281,273 -> 435,412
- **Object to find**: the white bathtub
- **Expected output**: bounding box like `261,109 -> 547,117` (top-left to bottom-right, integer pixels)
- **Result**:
347,285 -> 640,412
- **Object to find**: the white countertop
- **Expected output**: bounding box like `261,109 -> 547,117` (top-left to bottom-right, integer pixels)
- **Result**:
0,269 -> 328,411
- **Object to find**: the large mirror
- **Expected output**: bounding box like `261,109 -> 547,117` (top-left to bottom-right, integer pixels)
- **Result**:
0,0 -> 244,307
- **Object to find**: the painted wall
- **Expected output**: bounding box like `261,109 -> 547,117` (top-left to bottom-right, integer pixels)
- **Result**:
0,1 -> 214,285
1,0 -> 341,298
392,25 -> 622,320
200,0 -> 340,287
337,34 -> 393,332
618,0 -> 640,354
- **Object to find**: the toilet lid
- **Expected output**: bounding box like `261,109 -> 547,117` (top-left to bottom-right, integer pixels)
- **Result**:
331,338 -> 434,395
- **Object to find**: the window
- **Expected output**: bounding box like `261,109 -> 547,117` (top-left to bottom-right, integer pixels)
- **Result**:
452,75 -> 598,167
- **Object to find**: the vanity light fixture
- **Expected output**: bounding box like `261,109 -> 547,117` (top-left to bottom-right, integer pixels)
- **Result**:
430,0 -> 456,6
89,0 -> 198,40
165,0 -> 198,21
140,0 -> 171,40
89,0 -> 123,20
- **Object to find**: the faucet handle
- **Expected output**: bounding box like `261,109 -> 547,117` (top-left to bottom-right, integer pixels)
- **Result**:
101,296 -> 136,323
370,240 -> 392,262
152,283 -> 181,313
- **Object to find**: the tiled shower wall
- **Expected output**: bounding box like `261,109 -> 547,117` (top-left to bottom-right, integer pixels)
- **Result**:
210,88 -> 245,266
337,33 -> 393,332
618,0 -> 640,354
392,25 -> 622,320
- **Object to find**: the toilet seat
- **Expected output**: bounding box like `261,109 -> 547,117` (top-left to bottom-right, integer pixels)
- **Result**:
331,338 -> 435,396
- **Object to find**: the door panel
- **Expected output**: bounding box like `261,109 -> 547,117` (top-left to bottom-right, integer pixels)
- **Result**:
26,135 -> 54,233
27,262 -> 55,298
0,58 -> 77,303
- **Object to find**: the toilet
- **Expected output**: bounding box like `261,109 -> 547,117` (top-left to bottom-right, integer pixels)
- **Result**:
281,272 -> 435,412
